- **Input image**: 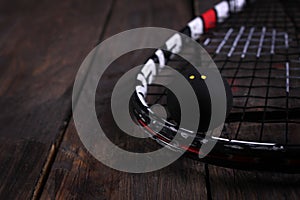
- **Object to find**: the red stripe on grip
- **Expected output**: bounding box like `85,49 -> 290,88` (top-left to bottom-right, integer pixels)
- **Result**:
202,9 -> 217,32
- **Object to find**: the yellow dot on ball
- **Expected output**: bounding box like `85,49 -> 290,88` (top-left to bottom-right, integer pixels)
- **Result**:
189,75 -> 195,80
201,75 -> 207,80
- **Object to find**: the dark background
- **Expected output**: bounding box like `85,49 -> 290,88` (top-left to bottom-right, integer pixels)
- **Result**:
0,0 -> 300,199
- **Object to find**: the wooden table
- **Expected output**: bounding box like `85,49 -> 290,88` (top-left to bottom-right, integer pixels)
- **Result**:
1,0 -> 300,199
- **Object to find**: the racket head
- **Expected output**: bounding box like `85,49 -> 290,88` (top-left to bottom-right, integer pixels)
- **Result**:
130,0 -> 300,173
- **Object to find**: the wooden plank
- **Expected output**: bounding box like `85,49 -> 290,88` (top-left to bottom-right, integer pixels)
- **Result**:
0,0 -> 112,199
41,121 -> 208,200
208,165 -> 300,199
40,0 -> 210,199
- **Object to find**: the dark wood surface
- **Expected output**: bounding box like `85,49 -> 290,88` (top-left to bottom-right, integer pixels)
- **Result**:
39,0 -> 209,199
1,0 -> 300,199
0,0 -> 113,199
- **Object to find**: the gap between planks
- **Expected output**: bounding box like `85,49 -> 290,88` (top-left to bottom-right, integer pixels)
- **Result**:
31,0 -> 117,199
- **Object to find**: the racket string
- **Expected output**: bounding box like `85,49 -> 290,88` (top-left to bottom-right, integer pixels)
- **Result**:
137,0 -> 300,147
199,0 -> 300,144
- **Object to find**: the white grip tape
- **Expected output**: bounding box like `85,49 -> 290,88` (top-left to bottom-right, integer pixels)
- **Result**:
155,49 -> 166,69
165,33 -> 182,54
229,0 -> 246,13
188,17 -> 204,40
136,73 -> 147,96
136,91 -> 148,107
214,1 -> 230,23
136,58 -> 156,102
141,59 -> 156,85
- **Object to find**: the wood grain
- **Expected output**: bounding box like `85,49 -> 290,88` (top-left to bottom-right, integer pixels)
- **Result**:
208,165 -> 300,200
40,0 -> 210,199
0,0 -> 112,199
41,120 -> 208,200
2,0 -> 300,199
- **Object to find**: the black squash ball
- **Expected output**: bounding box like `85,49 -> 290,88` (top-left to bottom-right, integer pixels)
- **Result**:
167,67 -> 232,132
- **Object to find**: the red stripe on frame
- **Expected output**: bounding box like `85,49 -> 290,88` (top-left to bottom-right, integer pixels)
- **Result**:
138,119 -> 200,154
202,9 -> 217,32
